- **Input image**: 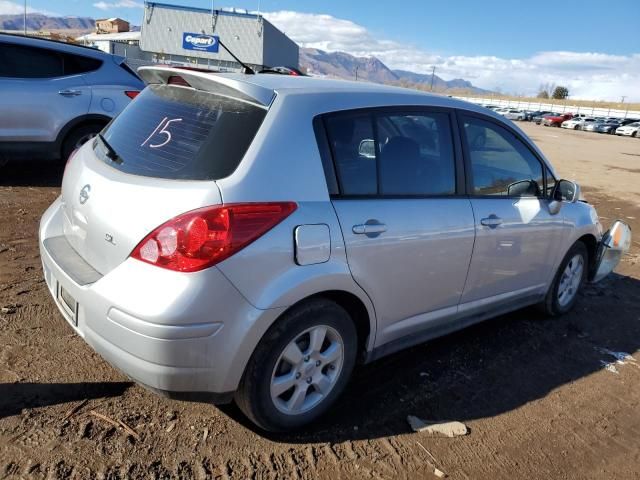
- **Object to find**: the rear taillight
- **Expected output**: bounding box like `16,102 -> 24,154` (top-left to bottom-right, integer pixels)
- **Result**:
130,202 -> 297,272
124,90 -> 140,99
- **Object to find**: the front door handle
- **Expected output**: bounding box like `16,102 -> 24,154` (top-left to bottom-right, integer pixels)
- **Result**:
480,215 -> 503,228
58,89 -> 82,97
352,223 -> 387,235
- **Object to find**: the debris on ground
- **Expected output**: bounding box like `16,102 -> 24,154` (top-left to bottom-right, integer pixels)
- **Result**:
408,416 -> 469,437
416,441 -> 447,478
61,399 -> 88,424
1,305 -> 18,314
89,411 -> 141,441
597,347 -> 639,374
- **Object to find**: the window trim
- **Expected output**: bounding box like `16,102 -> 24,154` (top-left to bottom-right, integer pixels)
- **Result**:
455,110 -> 550,199
319,106 -> 465,200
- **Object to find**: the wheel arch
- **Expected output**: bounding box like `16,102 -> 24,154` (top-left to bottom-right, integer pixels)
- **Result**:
55,114 -> 112,156
294,290 -> 373,362
576,233 -> 599,277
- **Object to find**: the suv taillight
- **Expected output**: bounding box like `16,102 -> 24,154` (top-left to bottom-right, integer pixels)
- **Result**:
130,202 -> 297,272
125,90 -> 140,99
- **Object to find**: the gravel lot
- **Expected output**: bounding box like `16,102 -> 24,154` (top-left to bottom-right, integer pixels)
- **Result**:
1,123 -> 639,479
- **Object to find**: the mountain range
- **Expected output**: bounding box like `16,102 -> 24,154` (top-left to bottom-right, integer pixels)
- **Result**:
0,13 -> 486,93
300,47 -> 488,93
0,13 -> 94,32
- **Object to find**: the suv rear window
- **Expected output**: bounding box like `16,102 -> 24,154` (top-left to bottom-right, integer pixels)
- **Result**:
0,44 -> 102,78
96,84 -> 267,180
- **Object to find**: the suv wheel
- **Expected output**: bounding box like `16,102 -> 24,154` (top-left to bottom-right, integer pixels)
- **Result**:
61,124 -> 104,162
235,298 -> 357,432
541,242 -> 588,316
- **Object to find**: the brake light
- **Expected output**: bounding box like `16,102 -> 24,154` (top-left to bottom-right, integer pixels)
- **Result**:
124,90 -> 140,99
167,75 -> 191,87
130,202 -> 297,272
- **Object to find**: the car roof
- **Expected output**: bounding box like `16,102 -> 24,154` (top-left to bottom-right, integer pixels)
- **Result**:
0,32 -> 113,60
139,66 -> 497,116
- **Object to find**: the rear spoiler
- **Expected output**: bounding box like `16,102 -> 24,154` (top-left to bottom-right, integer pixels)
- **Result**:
138,66 -> 275,108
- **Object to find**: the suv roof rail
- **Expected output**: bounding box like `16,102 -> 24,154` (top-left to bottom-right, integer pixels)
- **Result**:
138,66 -> 275,107
0,31 -> 103,53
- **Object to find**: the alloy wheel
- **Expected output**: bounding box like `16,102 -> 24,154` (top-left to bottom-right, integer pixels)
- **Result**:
270,325 -> 344,415
557,254 -> 584,307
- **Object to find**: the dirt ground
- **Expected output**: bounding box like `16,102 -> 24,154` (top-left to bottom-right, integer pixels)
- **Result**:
1,124 -> 639,479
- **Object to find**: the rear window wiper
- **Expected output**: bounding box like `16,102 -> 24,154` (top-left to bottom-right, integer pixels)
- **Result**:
97,133 -> 123,164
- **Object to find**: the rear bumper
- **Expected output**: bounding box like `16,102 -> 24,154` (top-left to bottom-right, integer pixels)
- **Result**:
592,220 -> 632,283
39,198 -> 286,398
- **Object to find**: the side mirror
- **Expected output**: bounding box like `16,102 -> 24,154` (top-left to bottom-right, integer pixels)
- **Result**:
549,179 -> 581,215
507,179 -> 539,197
554,179 -> 581,203
358,139 -> 376,159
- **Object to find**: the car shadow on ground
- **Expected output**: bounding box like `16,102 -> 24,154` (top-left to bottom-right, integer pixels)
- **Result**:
219,273 -> 640,443
0,382 -> 133,419
0,161 -> 63,188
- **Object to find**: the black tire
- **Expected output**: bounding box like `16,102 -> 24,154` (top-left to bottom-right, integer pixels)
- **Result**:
574,125 -> 580,130
632,131 -> 638,138
540,242 -> 588,316
235,298 -> 358,432
61,123 -> 104,162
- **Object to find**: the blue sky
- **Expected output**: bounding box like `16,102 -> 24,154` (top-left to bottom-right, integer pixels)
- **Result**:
14,0 -> 639,57
2,0 -> 639,100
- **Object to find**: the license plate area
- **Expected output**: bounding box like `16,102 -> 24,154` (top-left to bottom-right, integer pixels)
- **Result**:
57,282 -> 78,326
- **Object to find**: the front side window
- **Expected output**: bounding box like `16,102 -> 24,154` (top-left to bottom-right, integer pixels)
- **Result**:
462,116 -> 544,197
375,112 -> 455,195
324,109 -> 456,196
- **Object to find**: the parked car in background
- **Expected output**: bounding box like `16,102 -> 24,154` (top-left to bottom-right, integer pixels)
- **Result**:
526,110 -> 553,121
616,122 -> 640,137
0,33 -> 144,166
39,66 -> 631,431
561,117 -> 597,130
501,108 -> 527,121
582,119 -> 620,133
534,112 -> 558,124
582,118 -> 620,133
543,113 -> 573,127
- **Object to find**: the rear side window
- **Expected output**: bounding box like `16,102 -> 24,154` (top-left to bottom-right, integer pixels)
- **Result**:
96,84 -> 267,180
324,109 -> 456,196
462,116 -> 544,197
0,44 -> 102,78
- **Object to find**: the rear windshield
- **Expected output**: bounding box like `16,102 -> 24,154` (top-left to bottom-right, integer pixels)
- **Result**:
95,84 -> 267,180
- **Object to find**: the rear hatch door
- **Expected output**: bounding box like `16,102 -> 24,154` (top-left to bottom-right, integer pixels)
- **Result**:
60,68 -> 271,275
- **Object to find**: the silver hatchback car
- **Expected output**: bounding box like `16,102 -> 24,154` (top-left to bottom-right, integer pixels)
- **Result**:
39,67 -> 631,431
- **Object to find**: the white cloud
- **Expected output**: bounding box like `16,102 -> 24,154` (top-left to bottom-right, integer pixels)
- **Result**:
93,0 -> 142,11
264,11 -> 640,101
0,0 -> 58,16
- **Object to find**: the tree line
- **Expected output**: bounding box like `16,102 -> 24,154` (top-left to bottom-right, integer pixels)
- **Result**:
537,83 -> 569,100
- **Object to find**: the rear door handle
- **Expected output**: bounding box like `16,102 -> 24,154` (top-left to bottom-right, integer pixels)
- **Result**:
480,215 -> 503,228
58,89 -> 82,97
352,223 -> 387,235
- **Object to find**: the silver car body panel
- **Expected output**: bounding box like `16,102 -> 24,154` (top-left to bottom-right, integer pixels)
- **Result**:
39,68 -> 624,397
